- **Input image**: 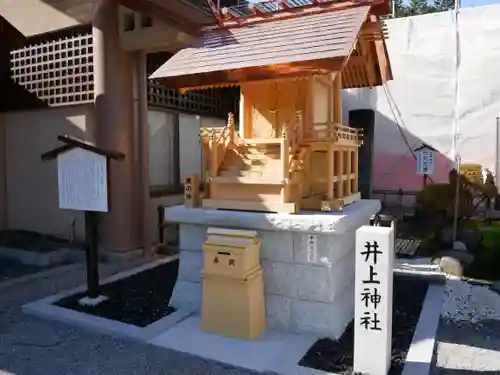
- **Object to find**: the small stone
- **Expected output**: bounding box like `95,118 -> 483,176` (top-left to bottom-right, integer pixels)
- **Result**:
439,256 -> 464,277
77,295 -> 108,307
433,249 -> 475,268
453,241 -> 468,252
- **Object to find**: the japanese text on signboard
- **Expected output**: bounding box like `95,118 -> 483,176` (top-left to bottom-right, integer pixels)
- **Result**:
360,240 -> 383,331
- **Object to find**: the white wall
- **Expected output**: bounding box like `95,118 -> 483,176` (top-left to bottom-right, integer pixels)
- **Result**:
343,5 -> 500,191
179,114 -> 225,181
3,104 -> 95,241
179,113 -> 202,180
149,109 -> 177,187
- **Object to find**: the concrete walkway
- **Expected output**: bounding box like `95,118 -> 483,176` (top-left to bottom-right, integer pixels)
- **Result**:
0,261 -> 499,375
431,279 -> 500,375
431,319 -> 500,375
0,260 -> 267,375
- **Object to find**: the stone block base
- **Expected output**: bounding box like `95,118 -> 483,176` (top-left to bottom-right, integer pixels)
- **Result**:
166,199 -> 381,338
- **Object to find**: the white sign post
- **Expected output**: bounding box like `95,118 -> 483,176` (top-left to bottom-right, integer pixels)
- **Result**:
415,146 -> 436,175
42,135 -> 124,306
57,148 -> 109,212
353,224 -> 395,375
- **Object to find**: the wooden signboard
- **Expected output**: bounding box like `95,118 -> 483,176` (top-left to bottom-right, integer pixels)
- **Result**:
42,135 -> 124,304
57,148 -> 109,212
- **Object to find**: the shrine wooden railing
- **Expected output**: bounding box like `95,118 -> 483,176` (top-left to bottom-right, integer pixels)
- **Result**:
335,124 -> 363,144
208,113 -> 236,179
279,111 -> 307,203
305,122 -> 363,145
289,111 -> 303,165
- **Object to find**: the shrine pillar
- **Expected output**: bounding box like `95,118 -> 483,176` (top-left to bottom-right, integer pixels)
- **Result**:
92,0 -> 142,253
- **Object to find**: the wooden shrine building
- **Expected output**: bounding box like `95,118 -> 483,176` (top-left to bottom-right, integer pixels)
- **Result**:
151,0 -> 393,213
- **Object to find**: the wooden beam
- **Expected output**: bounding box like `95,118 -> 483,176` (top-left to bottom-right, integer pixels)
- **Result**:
333,74 -> 342,123
370,15 -> 392,82
160,57 -> 345,90
352,149 -> 359,193
327,143 -> 334,200
335,149 -> 344,198
358,40 -> 377,86
346,150 -> 352,195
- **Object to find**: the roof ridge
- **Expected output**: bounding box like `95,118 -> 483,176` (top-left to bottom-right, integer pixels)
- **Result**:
203,0 -> 387,30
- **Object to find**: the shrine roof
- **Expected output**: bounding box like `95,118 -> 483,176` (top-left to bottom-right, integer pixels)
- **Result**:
150,3 -> 377,90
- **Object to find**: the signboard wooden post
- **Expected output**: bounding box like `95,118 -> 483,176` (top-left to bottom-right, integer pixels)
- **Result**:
353,223 -> 394,375
42,135 -> 124,305
415,144 -> 437,186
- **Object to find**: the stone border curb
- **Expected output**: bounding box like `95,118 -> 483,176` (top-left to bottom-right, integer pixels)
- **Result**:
22,254 -> 191,342
0,263 -> 84,290
401,282 -> 444,375
0,246 -> 80,267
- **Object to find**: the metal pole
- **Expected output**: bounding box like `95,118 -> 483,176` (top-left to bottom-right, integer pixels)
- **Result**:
496,117 -> 500,194
452,155 -> 461,244
85,211 -> 100,299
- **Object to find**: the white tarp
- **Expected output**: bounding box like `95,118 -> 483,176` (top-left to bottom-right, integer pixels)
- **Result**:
343,4 -> 500,191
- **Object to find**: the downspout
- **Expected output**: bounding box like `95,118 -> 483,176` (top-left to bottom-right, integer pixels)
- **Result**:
451,3 -> 461,166
451,1 -> 461,244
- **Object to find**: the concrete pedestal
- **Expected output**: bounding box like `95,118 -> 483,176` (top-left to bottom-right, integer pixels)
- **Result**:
166,199 -> 381,339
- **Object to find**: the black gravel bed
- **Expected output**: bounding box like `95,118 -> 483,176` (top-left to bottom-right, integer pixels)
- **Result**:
299,273 -> 430,375
0,258 -> 65,282
56,260 -> 179,327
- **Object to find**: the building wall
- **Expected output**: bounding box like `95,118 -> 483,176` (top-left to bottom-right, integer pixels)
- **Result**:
1,105 -> 225,243
342,5 -> 500,194
3,104 -> 95,241
0,0 -> 87,37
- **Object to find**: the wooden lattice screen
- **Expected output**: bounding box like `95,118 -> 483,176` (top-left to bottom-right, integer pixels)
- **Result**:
147,51 -> 238,118
10,33 -> 94,106
9,29 -> 238,117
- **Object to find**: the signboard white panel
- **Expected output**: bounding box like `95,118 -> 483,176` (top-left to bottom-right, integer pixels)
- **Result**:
57,148 -> 108,212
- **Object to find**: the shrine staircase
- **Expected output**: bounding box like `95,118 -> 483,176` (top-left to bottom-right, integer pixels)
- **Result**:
201,112 -> 308,213
201,112 -> 362,213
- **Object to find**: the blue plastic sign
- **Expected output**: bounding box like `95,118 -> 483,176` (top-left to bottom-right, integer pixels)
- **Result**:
416,148 -> 435,175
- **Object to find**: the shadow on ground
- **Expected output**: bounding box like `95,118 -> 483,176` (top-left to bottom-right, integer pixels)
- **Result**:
433,369 -> 500,375
437,319 -> 500,351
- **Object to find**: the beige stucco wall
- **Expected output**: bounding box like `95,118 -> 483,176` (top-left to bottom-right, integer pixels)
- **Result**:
1,104 -> 223,248
0,0 -> 93,37
3,104 -> 95,242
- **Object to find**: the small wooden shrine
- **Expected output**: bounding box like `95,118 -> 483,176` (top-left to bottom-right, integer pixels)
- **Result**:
151,0 -> 393,213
